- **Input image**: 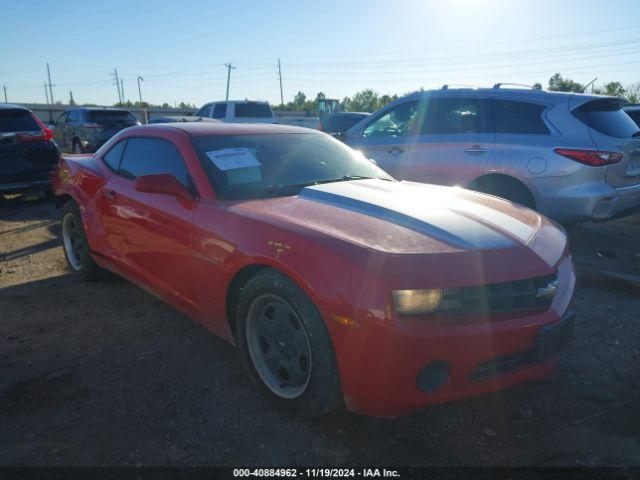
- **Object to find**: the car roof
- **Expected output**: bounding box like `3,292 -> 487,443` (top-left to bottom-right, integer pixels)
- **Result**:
0,103 -> 29,111
78,107 -> 131,112
131,122 -> 321,137
403,88 -> 609,103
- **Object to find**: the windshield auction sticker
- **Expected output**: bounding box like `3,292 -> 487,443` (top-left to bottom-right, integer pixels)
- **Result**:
206,148 -> 261,171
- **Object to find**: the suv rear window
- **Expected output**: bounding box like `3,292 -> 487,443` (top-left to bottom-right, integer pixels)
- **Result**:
492,100 -> 550,135
0,109 -> 40,133
234,103 -> 272,118
574,99 -> 640,138
88,110 -> 137,127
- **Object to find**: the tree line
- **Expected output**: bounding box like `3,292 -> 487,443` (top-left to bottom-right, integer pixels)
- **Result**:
275,73 -> 640,114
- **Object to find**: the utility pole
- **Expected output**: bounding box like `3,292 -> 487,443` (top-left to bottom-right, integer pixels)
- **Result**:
137,76 -> 144,103
225,63 -> 235,101
3,85 -> 7,103
120,78 -> 125,103
46,62 -> 54,104
277,58 -> 284,107
44,82 -> 49,104
137,76 -> 145,124
111,68 -> 122,103
69,90 -> 75,105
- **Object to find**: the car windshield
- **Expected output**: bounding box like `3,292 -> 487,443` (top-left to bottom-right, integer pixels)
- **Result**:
191,133 -> 393,200
88,110 -> 137,127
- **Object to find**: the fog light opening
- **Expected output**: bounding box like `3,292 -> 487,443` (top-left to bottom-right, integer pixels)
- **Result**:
417,361 -> 451,393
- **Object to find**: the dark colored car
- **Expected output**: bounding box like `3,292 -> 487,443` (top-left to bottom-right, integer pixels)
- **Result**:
0,104 -> 59,196
319,112 -> 369,140
52,107 -> 138,153
625,105 -> 640,128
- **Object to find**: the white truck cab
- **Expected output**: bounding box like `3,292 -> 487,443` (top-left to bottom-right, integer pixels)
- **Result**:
196,100 -> 276,124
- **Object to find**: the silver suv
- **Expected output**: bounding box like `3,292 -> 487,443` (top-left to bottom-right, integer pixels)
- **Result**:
346,86 -> 640,223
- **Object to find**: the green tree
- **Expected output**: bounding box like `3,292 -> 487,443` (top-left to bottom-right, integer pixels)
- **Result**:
548,73 -> 584,93
626,82 -> 640,104
350,89 -> 380,112
602,81 -> 626,97
293,91 -> 307,109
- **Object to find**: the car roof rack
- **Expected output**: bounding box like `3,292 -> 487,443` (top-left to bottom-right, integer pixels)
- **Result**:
442,84 -> 480,90
493,83 -> 542,90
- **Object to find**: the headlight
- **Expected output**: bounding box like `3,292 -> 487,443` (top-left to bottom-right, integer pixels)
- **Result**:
392,289 -> 443,315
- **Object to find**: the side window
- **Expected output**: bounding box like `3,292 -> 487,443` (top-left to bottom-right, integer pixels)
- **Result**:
422,97 -> 488,134
492,100 -> 550,135
212,103 -> 227,119
67,110 -> 80,123
118,137 -> 191,187
56,112 -> 67,125
102,140 -> 127,171
362,101 -> 419,138
196,104 -> 212,117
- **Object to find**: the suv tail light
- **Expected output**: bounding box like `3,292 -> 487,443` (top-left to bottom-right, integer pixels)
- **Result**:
554,148 -> 623,167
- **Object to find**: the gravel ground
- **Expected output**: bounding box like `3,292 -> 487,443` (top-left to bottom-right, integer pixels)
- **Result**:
1,195 -> 639,467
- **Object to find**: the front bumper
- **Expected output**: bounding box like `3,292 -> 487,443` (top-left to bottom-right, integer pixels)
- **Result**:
334,256 -> 575,417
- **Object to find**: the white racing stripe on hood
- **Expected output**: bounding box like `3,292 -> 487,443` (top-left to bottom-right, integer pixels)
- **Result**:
300,179 -> 537,250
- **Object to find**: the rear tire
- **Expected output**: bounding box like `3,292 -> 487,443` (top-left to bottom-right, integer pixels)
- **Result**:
72,140 -> 83,154
61,200 -> 101,280
470,176 -> 536,210
236,269 -> 342,418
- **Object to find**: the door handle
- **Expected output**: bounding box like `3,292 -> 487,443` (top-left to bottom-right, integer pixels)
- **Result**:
105,190 -> 117,200
465,145 -> 488,154
388,146 -> 404,154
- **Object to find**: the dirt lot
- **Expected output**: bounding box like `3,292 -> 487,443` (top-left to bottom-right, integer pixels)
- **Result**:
1,195 -> 639,467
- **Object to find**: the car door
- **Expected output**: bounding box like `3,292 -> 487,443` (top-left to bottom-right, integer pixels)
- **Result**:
94,135 -> 197,313
65,109 -> 80,151
346,99 -> 422,178
405,95 -> 495,186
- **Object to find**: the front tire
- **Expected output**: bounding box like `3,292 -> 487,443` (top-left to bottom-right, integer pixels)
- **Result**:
236,269 -> 342,417
61,200 -> 100,280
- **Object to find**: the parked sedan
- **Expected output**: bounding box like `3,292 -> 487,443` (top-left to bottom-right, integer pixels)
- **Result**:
53,123 -> 575,417
0,104 -> 59,197
346,88 -> 640,223
52,107 -> 138,153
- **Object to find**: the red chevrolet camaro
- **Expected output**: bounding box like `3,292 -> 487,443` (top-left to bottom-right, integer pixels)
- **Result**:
53,123 -> 576,417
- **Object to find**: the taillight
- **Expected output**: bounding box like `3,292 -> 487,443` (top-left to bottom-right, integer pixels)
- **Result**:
554,148 -> 623,167
28,113 -> 54,141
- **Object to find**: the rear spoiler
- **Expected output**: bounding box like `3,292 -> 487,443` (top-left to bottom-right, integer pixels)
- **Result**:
569,95 -> 627,112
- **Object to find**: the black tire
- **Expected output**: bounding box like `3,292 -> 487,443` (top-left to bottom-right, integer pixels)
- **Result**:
471,176 -> 536,210
61,200 -> 101,280
236,269 -> 342,418
72,139 -> 83,154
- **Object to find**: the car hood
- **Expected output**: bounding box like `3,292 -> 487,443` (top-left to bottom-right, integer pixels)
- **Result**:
231,179 -> 565,268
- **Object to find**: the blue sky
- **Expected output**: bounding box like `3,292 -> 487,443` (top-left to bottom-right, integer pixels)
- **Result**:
1,0 -> 639,107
